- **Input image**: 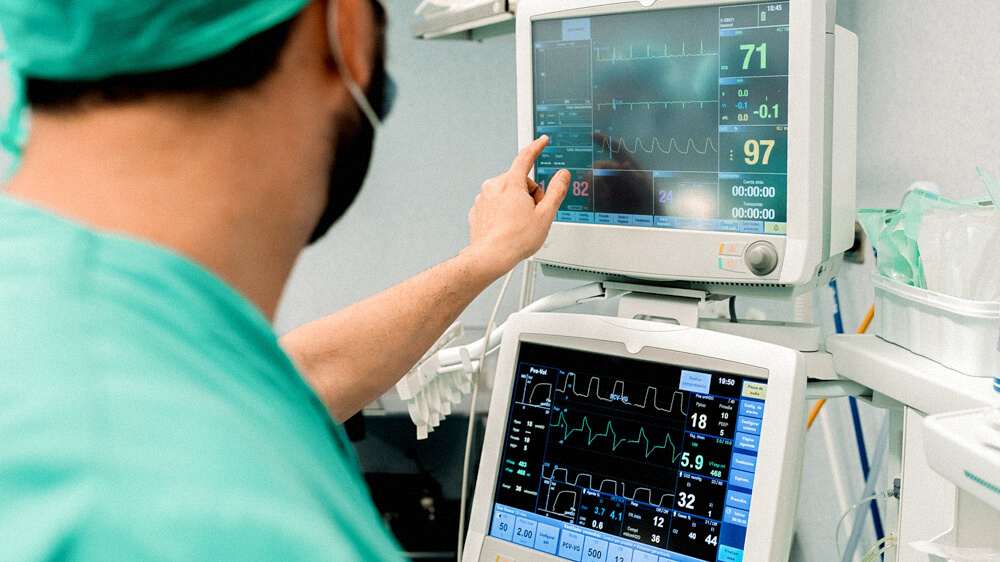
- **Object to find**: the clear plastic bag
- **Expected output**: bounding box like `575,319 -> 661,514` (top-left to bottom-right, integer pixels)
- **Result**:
860,170 -> 1000,301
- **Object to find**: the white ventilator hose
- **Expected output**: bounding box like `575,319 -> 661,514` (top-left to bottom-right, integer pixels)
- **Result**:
841,413 -> 891,562
457,270 -> 514,560
820,406 -> 853,540
437,282 -> 606,369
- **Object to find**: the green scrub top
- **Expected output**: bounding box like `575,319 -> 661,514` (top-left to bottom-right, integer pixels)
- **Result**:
0,194 -> 405,560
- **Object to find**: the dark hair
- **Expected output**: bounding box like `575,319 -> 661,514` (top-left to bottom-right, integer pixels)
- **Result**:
25,15 -> 299,112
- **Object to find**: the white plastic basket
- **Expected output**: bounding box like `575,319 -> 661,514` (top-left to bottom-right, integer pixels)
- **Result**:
872,273 -> 1000,378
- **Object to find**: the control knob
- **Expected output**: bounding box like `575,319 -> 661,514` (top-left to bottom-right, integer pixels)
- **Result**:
745,241 -> 779,276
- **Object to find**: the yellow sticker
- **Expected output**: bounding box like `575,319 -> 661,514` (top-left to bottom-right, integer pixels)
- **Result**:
742,381 -> 767,400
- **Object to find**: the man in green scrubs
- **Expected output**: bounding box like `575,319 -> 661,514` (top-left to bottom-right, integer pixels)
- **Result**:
0,0 -> 571,558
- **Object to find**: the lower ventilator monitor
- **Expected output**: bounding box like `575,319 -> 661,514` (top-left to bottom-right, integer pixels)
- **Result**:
464,313 -> 806,562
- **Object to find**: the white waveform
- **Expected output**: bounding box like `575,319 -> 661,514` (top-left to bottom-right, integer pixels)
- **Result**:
555,373 -> 688,415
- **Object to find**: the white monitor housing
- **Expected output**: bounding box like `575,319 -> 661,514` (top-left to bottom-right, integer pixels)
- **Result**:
463,312 -> 807,561
518,0 -> 857,299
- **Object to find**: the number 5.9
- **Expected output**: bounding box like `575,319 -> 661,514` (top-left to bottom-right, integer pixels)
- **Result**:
744,139 -> 775,166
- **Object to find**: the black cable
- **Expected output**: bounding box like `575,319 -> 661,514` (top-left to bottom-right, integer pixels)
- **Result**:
729,296 -> 738,323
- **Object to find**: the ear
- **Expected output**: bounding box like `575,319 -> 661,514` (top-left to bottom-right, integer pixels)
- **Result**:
323,0 -> 378,90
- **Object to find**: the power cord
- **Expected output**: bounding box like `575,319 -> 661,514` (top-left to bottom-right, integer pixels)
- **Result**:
861,534 -> 897,562
835,489 -> 898,560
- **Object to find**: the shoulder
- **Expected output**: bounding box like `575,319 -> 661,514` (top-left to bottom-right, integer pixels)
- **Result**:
0,371 -> 402,561
0,198 -> 403,561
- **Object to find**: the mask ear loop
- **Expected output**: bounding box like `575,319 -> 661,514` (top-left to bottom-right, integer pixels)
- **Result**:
1,60 -> 26,178
326,0 -> 382,132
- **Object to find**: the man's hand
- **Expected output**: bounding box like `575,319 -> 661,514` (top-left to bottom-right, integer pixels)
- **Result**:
464,136 -> 570,277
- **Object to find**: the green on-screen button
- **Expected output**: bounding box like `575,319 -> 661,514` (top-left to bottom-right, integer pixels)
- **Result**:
764,222 -> 787,234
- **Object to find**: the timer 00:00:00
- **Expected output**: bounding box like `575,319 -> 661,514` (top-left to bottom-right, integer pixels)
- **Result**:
731,184 -> 777,198
731,207 -> 777,220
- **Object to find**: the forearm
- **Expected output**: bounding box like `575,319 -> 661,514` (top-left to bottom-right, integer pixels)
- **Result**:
281,136 -> 569,424
279,246 -> 503,422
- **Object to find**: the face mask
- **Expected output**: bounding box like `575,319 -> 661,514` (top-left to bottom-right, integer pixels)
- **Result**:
307,1 -> 393,244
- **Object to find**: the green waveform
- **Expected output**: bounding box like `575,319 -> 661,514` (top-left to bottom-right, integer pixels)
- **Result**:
599,137 -> 719,156
596,100 -> 718,110
551,411 -> 682,461
595,42 -> 718,62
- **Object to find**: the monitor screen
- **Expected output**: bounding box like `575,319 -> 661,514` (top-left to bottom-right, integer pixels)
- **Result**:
487,342 -> 767,562
533,2 -> 790,236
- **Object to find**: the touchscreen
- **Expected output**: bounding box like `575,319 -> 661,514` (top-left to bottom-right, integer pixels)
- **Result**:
488,342 -> 767,562
533,2 -> 790,236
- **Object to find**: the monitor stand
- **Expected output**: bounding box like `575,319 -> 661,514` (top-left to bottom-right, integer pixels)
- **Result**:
611,281 -> 821,353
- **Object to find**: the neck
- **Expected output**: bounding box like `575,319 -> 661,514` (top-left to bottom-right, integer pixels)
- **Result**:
5,99 -> 325,320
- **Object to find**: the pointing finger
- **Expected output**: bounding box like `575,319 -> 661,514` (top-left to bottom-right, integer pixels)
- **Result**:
527,177 -> 545,204
508,136 -> 550,178
537,169 -> 570,220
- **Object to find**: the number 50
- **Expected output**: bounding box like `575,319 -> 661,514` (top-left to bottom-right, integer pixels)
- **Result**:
744,139 -> 775,166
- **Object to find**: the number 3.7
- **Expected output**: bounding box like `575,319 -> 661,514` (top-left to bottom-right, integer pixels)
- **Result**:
744,139 -> 775,166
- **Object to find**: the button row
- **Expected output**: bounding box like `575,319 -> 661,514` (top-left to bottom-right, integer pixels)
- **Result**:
491,510 -> 704,562
554,212 -> 786,235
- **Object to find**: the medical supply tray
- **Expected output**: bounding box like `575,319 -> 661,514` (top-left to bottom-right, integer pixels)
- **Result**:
872,273 -> 1000,378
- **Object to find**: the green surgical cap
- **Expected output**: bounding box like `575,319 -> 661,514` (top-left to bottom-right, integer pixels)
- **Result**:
0,0 -> 312,79
0,0 -> 312,164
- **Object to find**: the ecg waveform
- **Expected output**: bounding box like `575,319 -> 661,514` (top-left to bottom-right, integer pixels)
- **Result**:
597,99 -> 718,111
543,466 -> 675,507
598,137 -> 719,156
556,373 -> 688,415
551,411 -> 683,461
595,42 -> 718,63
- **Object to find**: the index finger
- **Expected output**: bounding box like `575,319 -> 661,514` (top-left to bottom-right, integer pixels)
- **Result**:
508,135 -> 550,177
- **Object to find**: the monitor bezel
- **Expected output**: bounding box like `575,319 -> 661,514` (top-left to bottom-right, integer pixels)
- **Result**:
517,0 -> 834,287
463,312 -> 807,562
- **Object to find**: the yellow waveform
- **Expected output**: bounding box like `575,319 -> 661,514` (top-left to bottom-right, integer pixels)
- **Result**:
600,137 -> 719,156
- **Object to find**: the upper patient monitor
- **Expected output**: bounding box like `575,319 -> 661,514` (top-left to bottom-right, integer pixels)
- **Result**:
522,0 -> 856,298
